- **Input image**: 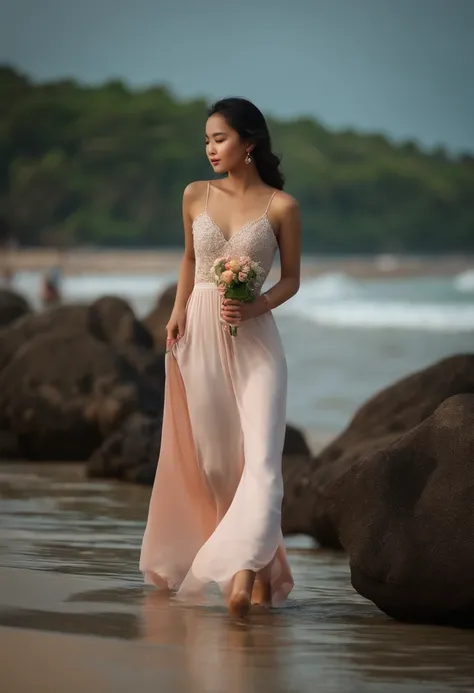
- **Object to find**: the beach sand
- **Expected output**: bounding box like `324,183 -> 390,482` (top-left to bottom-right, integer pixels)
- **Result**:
2,247 -> 474,280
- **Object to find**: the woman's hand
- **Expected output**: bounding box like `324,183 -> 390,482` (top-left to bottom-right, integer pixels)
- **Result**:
166,307 -> 186,351
220,296 -> 268,326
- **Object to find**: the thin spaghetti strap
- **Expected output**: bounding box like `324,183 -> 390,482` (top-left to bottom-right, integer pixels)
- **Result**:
205,181 -> 211,212
265,190 -> 277,215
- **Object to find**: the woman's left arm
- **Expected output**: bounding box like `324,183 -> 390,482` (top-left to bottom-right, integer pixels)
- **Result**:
260,195 -> 301,311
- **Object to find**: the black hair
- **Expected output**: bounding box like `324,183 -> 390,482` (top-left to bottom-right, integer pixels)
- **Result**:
207,97 -> 285,190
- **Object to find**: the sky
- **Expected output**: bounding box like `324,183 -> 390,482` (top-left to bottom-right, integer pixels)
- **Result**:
1,0 -> 473,153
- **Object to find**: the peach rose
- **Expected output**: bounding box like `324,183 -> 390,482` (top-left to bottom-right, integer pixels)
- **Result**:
221,269 -> 235,284
228,259 -> 241,272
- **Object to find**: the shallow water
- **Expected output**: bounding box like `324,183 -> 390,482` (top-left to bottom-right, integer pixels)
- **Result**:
1,463 -> 474,693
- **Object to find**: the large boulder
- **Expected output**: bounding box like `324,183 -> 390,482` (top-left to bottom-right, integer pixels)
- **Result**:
0,297 -> 156,375
144,283 -> 177,352
0,331 -> 164,461
0,305 -> 90,373
283,424 -> 311,456
88,296 -> 154,350
0,428 -> 20,459
0,289 -> 31,327
282,454 -> 325,538
329,394 -> 474,627
87,413 -> 162,484
281,354 -> 474,548
89,297 -> 165,389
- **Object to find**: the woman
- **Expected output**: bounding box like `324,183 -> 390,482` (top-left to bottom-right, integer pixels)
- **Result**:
41,266 -> 62,308
140,97 -> 301,618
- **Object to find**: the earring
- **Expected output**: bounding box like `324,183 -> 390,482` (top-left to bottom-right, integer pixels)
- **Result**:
245,151 -> 252,165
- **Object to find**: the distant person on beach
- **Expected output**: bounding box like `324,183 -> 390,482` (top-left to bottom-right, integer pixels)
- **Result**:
1,266 -> 14,288
140,97 -> 302,618
41,266 -> 62,307
1,233 -> 17,288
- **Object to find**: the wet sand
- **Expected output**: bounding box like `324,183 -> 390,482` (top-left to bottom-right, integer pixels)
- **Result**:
1,462 -> 474,692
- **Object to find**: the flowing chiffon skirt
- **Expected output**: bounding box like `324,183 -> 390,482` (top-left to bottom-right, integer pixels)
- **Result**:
139,282 -> 294,606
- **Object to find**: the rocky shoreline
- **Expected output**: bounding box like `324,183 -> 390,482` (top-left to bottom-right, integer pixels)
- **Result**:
1,285 -> 473,628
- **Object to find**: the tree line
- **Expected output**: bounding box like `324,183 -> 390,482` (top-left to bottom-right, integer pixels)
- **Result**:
1,65 -> 473,253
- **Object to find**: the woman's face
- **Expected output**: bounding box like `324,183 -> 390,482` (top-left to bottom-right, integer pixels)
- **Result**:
205,113 -> 249,175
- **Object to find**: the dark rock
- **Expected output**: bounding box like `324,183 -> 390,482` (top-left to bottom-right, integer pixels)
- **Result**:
282,454 -> 325,537
0,331 -> 163,461
281,354 -> 474,548
89,296 -> 153,350
0,305 -> 90,373
329,393 -> 474,627
144,283 -> 177,352
0,298 -> 157,377
0,295 -> 165,463
0,289 -> 32,327
280,426 -> 317,538
0,429 -> 21,459
87,413 -> 162,484
87,297 -> 162,391
16,304 -> 89,336
117,345 -> 165,391
283,424 -> 311,456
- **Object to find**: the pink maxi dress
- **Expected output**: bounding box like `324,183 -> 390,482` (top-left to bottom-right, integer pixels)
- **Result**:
139,182 -> 294,606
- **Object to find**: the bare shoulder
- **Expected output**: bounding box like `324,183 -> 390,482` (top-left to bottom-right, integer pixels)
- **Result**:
183,180 -> 209,202
182,180 -> 210,220
272,189 -> 299,214
269,190 -> 300,234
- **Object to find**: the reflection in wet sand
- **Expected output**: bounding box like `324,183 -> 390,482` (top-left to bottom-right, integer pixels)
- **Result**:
142,590 -> 285,693
1,463 -> 474,693
343,618 -> 474,690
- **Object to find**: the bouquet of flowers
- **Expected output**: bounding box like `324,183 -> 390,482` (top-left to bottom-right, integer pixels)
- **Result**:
211,255 -> 264,336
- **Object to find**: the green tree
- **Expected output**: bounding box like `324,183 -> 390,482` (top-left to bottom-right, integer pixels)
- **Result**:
1,65 -> 473,252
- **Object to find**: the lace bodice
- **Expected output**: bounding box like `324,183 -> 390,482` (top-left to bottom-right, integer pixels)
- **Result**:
192,183 -> 279,292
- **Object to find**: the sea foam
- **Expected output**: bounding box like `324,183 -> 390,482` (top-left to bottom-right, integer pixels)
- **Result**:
280,273 -> 474,332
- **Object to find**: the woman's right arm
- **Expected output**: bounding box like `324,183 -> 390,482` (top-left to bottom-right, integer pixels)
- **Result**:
165,182 -> 202,350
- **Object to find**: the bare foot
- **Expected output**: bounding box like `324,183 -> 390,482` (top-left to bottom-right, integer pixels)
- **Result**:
228,589 -> 252,618
251,580 -> 272,609
228,569 -> 255,618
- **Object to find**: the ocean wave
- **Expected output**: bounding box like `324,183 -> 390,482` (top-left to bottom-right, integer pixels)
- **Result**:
453,269 -> 474,293
287,299 -> 474,332
290,272 -> 361,301
278,271 -> 474,332
308,272 -> 361,299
